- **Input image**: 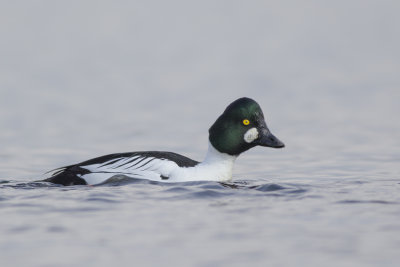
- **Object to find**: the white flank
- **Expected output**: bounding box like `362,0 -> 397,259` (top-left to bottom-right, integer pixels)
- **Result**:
244,127 -> 259,143
79,157 -> 179,185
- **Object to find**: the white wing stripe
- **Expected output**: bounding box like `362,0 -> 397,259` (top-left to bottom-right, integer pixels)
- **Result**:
132,158 -> 155,170
122,157 -> 147,169
110,156 -> 141,169
97,157 -> 124,168
78,155 -> 181,184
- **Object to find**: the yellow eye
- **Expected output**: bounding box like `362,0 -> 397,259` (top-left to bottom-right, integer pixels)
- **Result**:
243,119 -> 250,125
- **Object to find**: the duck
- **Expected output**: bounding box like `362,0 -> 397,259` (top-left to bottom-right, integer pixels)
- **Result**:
44,97 -> 284,186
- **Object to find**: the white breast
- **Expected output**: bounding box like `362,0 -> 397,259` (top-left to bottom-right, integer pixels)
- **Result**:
168,142 -> 237,182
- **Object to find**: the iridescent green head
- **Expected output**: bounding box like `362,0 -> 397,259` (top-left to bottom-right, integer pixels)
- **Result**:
209,97 -> 284,156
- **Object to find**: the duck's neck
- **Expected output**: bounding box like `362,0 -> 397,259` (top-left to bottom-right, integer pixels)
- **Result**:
201,142 -> 237,165
196,142 -> 238,181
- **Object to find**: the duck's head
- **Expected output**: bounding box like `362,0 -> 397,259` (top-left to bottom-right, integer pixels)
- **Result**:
209,97 -> 284,156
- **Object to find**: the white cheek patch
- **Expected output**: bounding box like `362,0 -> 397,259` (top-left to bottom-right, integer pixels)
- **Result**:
244,127 -> 259,143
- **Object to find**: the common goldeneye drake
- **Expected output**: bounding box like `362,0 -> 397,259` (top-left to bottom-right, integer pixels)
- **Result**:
44,97 -> 284,186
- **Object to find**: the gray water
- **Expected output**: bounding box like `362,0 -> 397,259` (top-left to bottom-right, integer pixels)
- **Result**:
1,1 -> 400,266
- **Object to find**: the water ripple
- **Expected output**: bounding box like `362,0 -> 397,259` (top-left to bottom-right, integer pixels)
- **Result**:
336,200 -> 399,205
0,178 -> 311,201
